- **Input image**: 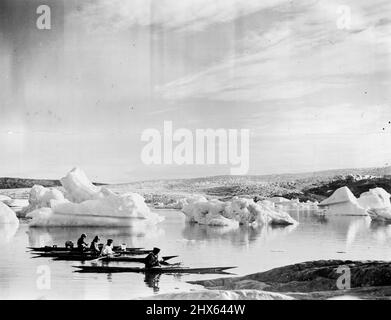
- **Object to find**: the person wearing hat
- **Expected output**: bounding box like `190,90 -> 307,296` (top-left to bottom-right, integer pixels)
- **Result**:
77,234 -> 88,252
90,236 -> 101,256
144,247 -> 161,269
101,239 -> 115,256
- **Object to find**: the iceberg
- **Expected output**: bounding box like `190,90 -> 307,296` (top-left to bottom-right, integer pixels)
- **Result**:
358,188 -> 391,222
358,188 -> 391,209
25,168 -> 162,227
181,196 -> 297,227
182,198 -> 238,227
0,201 -> 19,225
22,185 -> 65,214
60,167 -> 101,203
319,186 -> 391,220
318,186 -> 367,216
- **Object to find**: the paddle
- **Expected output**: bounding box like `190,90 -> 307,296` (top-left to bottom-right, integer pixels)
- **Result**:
160,261 -> 182,266
89,253 -> 122,263
161,255 -> 179,261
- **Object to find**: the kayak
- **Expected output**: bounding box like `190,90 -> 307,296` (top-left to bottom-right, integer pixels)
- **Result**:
52,255 -> 178,263
29,248 -> 151,256
31,251 -> 178,262
32,252 -> 97,260
28,246 -> 146,253
100,255 -> 178,263
73,265 -> 236,274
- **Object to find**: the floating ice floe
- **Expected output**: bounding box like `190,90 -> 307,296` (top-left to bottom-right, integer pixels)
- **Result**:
268,197 -> 319,211
0,201 -> 19,225
318,186 -> 367,216
358,187 -> 391,209
181,196 -> 297,227
182,198 -> 238,227
25,167 -> 163,227
357,187 -> 391,222
367,207 -> 391,222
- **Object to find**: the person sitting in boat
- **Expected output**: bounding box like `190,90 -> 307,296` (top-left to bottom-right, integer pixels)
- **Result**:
101,239 -> 114,256
77,234 -> 88,251
145,247 -> 161,269
65,240 -> 74,249
90,236 -> 100,256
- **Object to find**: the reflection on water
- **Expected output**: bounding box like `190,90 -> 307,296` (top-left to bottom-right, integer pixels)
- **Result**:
182,223 -> 298,246
2,209 -> 391,299
369,221 -> 391,244
0,222 -> 19,243
346,217 -> 371,248
145,273 -> 161,293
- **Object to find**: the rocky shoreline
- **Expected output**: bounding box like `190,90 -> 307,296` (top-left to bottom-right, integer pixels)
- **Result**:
187,260 -> 391,300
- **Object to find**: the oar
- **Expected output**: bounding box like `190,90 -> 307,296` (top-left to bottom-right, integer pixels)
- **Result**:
161,255 -> 179,261
160,262 -> 182,267
89,253 -> 122,263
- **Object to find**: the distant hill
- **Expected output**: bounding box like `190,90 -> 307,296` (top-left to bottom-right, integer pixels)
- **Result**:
2,166 -> 391,202
0,177 -> 105,189
108,166 -> 391,201
118,166 -> 391,186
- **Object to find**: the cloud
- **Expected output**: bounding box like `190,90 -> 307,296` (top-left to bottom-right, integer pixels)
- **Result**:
250,103 -> 391,136
71,0 -> 287,33
156,0 -> 391,102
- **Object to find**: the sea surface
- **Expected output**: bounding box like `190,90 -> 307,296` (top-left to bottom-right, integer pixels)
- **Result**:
1,209 -> 391,299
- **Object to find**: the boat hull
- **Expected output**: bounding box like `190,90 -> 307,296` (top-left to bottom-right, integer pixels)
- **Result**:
73,265 -> 236,274
28,246 -> 145,252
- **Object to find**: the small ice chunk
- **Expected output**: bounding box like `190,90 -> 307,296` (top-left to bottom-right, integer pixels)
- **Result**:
182,197 -> 297,227
368,207 -> 391,222
358,187 -> 391,209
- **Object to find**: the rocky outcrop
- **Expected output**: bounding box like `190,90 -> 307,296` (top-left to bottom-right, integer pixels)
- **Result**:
140,289 -> 294,300
189,260 -> 391,300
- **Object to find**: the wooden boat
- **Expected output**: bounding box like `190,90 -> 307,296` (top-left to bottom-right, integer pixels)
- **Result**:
73,265 -> 236,274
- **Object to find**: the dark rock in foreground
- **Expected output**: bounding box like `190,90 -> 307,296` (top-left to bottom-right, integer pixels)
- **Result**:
189,260 -> 391,300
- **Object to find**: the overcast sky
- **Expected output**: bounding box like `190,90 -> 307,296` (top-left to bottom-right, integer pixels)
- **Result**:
1,0 -> 391,183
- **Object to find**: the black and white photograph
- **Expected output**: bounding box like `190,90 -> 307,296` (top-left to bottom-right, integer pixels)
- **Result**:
1,0 -> 391,305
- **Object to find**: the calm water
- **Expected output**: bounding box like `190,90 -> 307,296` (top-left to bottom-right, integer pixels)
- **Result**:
1,209 -> 391,299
